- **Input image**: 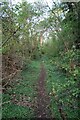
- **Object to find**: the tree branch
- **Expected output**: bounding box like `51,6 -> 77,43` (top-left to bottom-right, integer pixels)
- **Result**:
2,26 -> 20,47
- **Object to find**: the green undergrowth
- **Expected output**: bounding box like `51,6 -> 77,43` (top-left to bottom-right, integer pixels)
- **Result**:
2,59 -> 79,119
44,59 -> 79,119
2,60 -> 40,119
2,102 -> 34,118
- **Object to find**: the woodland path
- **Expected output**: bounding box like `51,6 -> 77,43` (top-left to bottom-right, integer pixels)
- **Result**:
35,63 -> 53,118
3,60 -> 77,119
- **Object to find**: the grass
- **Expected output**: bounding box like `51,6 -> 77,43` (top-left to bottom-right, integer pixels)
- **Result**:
2,102 -> 34,118
2,60 -> 40,119
44,59 -> 79,119
2,59 -> 79,119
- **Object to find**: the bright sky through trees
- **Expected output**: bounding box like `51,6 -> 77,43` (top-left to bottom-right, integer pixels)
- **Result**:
10,0 -> 53,8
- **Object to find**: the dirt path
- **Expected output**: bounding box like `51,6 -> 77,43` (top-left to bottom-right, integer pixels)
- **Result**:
35,63 -> 52,118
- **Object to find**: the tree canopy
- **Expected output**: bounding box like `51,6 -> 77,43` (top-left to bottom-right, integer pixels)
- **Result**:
1,0 -> 80,119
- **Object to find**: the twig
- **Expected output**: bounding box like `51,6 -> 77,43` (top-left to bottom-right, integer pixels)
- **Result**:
2,26 -> 20,47
2,70 -> 22,87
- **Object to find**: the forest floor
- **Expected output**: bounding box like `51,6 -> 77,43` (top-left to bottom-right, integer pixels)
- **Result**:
2,59 -> 78,119
34,62 -> 52,118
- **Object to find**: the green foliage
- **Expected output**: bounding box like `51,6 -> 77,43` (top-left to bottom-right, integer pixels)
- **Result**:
3,102 -> 34,118
42,39 -> 62,57
2,1 -> 79,119
2,61 -> 40,118
45,59 -> 79,119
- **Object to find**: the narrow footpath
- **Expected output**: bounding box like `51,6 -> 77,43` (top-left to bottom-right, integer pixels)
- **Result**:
35,63 -> 53,118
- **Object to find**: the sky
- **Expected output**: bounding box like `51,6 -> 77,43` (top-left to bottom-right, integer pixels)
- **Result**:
11,0 -> 53,4
7,0 -> 62,9
9,0 -> 54,8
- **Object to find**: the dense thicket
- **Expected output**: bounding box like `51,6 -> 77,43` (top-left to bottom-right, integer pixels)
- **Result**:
1,1 -> 80,119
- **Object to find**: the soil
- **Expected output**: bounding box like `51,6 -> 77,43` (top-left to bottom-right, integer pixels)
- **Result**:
35,63 -> 52,118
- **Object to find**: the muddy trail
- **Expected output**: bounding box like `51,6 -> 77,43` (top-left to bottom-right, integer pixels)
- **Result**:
35,63 -> 53,118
